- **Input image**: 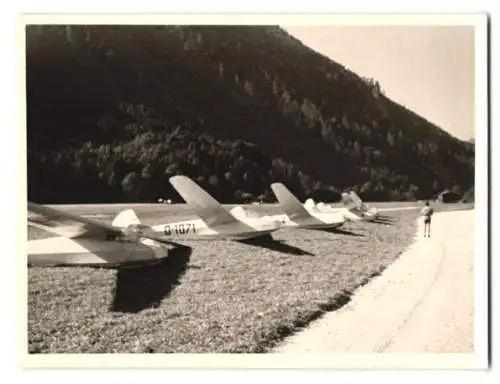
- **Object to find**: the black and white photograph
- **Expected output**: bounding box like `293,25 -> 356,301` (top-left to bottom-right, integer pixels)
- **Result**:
21,12 -> 488,370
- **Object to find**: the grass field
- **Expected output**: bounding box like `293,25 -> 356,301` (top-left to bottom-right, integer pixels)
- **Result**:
27,202 -> 473,353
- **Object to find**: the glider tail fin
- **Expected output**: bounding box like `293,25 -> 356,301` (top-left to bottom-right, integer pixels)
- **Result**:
347,191 -> 378,218
341,192 -> 353,206
270,183 -> 312,220
340,191 -> 366,216
341,192 -> 357,211
169,175 -> 237,226
349,191 -> 371,212
349,191 -> 364,206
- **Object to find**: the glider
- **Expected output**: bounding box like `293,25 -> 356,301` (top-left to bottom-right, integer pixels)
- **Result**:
268,183 -> 362,230
303,191 -> 419,222
164,175 -> 283,240
27,202 -> 177,267
340,191 -> 419,221
337,191 -> 380,220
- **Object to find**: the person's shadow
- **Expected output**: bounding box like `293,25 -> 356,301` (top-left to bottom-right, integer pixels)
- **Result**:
110,244 -> 193,313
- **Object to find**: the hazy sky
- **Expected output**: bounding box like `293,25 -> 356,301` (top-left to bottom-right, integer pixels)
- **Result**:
283,26 -> 475,140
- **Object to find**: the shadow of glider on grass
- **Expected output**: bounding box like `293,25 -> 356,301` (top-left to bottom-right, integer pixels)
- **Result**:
27,176 -> 286,267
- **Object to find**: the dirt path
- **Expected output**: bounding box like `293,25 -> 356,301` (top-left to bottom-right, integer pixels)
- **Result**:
274,210 -> 475,353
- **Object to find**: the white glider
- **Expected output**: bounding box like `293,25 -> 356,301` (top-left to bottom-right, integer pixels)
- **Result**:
27,202 -> 175,267
340,191 -> 380,220
304,191 -> 419,222
163,175 -> 283,240
343,191 -> 419,220
268,183 -> 362,230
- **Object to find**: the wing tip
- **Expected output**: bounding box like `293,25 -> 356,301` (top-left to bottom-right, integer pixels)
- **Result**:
169,174 -> 190,184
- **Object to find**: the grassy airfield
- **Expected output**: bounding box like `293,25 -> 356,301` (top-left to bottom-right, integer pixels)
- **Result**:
27,202 -> 473,353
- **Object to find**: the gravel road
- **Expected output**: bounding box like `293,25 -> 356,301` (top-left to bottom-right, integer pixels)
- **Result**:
274,210 -> 475,354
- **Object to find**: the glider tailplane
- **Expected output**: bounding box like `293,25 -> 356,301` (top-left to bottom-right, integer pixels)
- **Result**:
270,183 -> 312,220
304,198 -> 316,210
169,175 -> 238,227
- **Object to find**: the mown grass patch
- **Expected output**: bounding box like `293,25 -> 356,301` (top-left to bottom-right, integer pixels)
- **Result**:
28,209 -> 422,353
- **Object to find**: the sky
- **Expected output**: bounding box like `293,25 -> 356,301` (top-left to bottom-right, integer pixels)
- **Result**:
283,26 -> 475,141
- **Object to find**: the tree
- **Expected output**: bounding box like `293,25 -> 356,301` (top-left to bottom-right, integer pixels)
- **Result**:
122,172 -> 140,199
386,131 -> 395,147
272,79 -> 279,95
432,179 -> 440,194
208,174 -> 220,188
243,80 -> 254,96
352,141 -> 362,159
405,184 -> 420,201
299,172 -> 313,192
359,181 -> 372,199
451,184 -> 464,197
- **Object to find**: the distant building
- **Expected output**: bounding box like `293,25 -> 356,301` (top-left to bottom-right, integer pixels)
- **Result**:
436,189 -> 461,203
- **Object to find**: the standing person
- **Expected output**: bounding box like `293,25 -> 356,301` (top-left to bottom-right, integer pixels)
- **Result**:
421,200 -> 434,237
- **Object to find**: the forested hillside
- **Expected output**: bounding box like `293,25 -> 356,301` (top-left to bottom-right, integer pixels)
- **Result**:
26,25 -> 475,203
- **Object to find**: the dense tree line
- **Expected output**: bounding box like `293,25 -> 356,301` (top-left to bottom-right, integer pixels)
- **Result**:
26,25 -> 474,203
